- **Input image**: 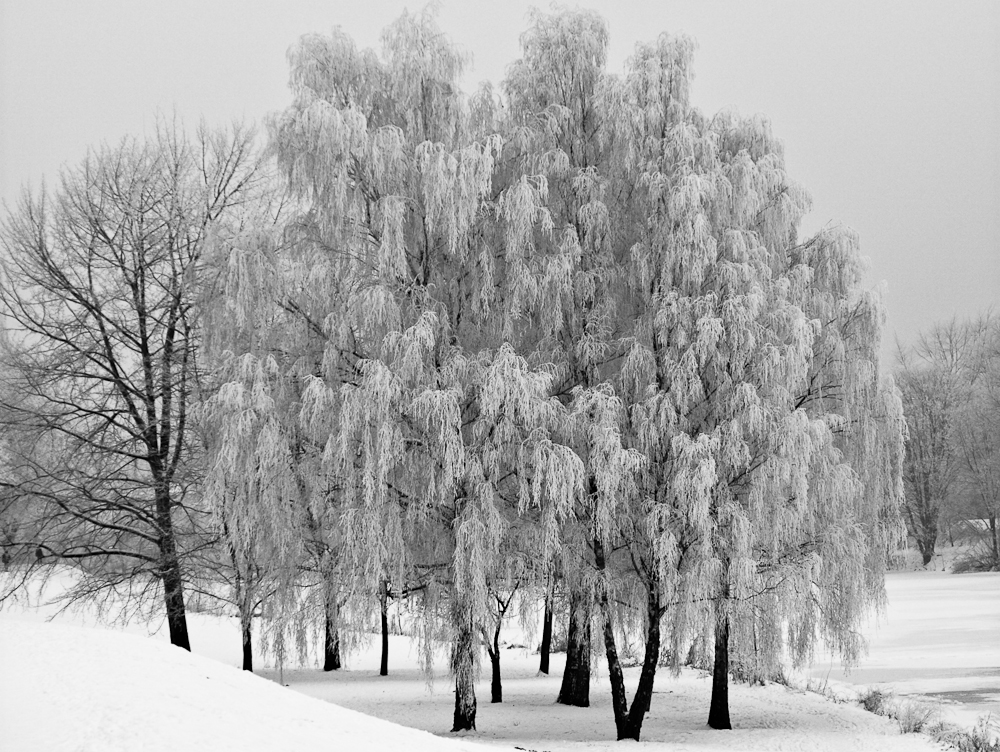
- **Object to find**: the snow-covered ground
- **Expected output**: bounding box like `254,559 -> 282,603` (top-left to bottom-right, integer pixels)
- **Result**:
274,639 -> 947,751
2,567 -> 997,751
0,619 -> 487,752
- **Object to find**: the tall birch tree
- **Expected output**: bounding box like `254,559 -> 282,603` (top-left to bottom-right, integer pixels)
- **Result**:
218,10 -> 583,731
609,90 -> 904,734
501,8 -> 627,709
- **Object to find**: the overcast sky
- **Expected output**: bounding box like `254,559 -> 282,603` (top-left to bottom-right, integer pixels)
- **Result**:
1,0 -> 997,358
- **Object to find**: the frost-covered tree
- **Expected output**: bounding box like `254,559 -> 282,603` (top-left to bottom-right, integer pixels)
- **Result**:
610,92 -> 903,732
732,223 -> 906,723
215,10 -> 584,731
199,160 -> 349,671
491,7 -> 902,739
500,8 -> 641,711
205,7 -> 903,739
201,352 -> 310,670
0,122 -> 262,649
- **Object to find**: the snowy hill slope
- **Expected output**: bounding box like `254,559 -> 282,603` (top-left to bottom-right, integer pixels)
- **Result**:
0,620 -> 489,752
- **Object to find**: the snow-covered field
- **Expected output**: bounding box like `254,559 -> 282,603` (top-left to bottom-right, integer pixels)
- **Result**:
1,568 -> 997,751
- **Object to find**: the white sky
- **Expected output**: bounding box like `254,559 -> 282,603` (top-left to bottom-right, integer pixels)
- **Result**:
1,0 -> 997,357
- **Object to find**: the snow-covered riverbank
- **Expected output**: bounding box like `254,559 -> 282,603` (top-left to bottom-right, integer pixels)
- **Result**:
1,568 -> 997,751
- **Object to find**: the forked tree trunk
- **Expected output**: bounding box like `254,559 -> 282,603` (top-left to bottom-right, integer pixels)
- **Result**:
242,621 -> 253,672
708,607 -> 732,730
379,582 -> 390,676
482,621 -> 505,703
596,538 -> 662,741
323,614 -> 341,671
602,607 -> 663,740
452,621 -> 477,731
557,588 -> 590,706
539,590 -> 553,674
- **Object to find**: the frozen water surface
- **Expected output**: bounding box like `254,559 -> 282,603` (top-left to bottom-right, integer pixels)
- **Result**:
810,570 -> 1000,729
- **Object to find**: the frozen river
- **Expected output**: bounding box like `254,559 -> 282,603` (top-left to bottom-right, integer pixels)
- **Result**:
811,570 -> 1000,729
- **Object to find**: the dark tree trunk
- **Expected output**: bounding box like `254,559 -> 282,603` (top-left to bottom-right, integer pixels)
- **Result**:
989,516 -> 999,562
616,605 -> 662,740
482,620 -> 505,704
601,604 -> 630,739
323,614 -> 341,671
379,582 -> 390,676
903,476 -> 939,567
708,608 -> 732,730
451,621 -> 477,731
919,543 -> 934,567
596,538 -> 662,741
917,479 -> 937,566
225,532 -> 249,670
487,618 -> 504,703
242,621 -> 253,672
490,649 -> 502,703
557,588 -> 590,706
539,590 -> 553,675
159,535 -> 191,651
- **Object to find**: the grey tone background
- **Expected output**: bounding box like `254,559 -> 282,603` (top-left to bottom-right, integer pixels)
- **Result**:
1,0 -> 997,358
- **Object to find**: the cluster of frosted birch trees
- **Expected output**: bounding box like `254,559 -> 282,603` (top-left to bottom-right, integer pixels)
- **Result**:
0,8 -> 905,741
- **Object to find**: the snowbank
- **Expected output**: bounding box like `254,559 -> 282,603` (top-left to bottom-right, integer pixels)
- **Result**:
0,620 -> 487,752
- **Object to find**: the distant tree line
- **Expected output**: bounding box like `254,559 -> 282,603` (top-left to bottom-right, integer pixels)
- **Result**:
0,8 -> 906,741
896,314 -> 1000,570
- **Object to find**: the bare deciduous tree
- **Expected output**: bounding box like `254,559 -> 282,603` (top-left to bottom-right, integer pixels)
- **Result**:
898,315 -> 1000,569
0,121 -> 262,649
897,318 -> 987,565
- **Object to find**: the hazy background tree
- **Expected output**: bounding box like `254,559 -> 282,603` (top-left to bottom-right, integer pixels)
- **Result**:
951,323 -> 1000,568
0,121 -> 262,649
896,318 -> 986,565
897,314 -> 1000,569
